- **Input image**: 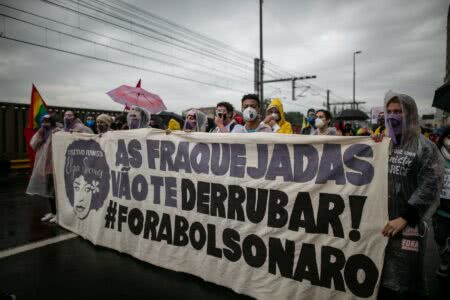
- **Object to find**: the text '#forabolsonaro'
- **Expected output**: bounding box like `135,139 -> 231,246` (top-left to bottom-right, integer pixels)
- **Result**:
104,199 -> 378,299
101,139 -> 381,298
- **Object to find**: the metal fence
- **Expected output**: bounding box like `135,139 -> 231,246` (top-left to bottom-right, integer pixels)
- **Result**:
0,102 -> 123,161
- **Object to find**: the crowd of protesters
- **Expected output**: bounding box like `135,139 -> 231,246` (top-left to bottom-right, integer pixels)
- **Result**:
24,91 -> 450,299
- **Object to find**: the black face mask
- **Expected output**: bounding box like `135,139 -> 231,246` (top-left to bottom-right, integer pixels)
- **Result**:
184,121 -> 195,130
97,124 -> 109,133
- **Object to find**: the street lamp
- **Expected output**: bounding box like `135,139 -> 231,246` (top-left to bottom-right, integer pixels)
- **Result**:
353,50 -> 362,109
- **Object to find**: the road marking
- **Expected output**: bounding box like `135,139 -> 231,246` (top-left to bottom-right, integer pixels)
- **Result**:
0,233 -> 77,259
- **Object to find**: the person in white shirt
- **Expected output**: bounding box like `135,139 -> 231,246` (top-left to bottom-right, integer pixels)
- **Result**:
231,94 -> 271,133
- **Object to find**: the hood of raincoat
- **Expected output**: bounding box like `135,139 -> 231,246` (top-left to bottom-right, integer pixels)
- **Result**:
381,91 -> 444,295
127,106 -> 150,129
384,91 -> 420,148
266,98 -> 293,134
184,109 -> 207,132
168,118 -> 181,131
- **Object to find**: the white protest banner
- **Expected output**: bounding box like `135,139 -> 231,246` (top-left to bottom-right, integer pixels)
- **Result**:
53,130 -> 389,300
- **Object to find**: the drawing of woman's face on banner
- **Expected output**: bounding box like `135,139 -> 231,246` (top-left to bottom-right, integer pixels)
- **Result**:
64,140 -> 110,220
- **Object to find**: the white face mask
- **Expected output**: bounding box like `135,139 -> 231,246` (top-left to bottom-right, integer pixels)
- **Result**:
243,107 -> 258,122
271,113 -> 280,121
315,118 -> 325,128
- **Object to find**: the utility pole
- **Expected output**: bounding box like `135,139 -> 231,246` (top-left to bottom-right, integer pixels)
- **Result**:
326,89 -> 330,111
259,0 -> 264,112
254,58 -> 260,93
292,79 -> 295,101
353,50 -> 362,109
263,75 -> 317,101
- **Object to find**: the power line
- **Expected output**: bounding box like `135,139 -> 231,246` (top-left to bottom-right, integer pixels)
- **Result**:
0,12 -> 252,86
93,0 -> 255,62
0,33 -> 248,94
43,0 -> 254,72
104,0 -> 255,61
75,0 -> 253,66
0,3 -> 253,83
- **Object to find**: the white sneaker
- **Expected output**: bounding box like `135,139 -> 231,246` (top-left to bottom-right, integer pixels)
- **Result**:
49,216 -> 58,224
40,213 -> 53,222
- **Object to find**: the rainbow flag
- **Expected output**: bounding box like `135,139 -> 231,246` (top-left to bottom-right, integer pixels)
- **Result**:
24,84 -> 49,169
28,84 -> 48,130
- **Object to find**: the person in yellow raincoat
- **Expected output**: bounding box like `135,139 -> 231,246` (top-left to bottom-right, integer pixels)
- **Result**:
168,118 -> 181,131
263,98 -> 293,134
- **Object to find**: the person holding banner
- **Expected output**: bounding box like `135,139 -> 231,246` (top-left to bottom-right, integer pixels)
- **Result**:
96,114 -> 113,134
63,110 -> 93,133
374,91 -> 444,298
211,102 -> 236,133
183,109 -> 208,132
263,98 -> 293,134
127,106 -> 151,129
231,94 -> 271,133
26,114 -> 61,223
311,109 -> 336,135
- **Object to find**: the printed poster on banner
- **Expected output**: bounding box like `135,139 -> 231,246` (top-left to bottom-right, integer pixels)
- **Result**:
53,130 -> 390,300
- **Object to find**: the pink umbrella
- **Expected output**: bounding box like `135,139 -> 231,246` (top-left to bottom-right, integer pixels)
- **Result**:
107,79 -> 167,114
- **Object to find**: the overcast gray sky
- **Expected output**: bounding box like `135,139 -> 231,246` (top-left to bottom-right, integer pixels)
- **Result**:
0,0 -> 448,115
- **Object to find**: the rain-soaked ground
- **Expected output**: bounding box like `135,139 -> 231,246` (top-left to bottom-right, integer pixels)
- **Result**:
0,173 -> 447,299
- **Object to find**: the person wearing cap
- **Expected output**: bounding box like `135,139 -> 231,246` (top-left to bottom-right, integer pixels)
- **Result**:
26,114 -> 62,224
96,114 -> 113,134
263,98 -> 293,134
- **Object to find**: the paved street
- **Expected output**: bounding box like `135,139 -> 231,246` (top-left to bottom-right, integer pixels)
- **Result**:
0,174 -> 447,299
